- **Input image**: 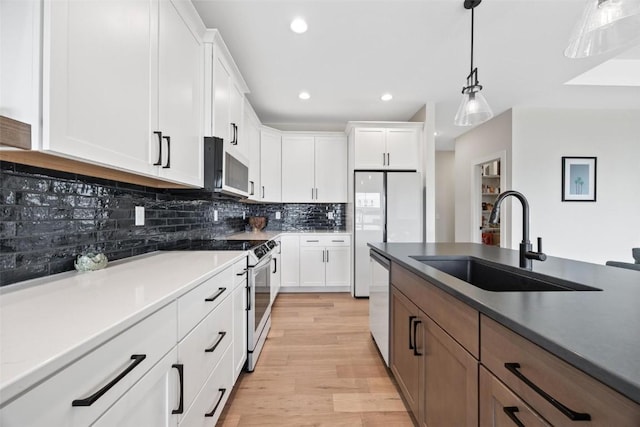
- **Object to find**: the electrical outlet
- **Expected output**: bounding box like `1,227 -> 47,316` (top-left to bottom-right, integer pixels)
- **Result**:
275,211 -> 281,220
328,212 -> 335,220
135,206 -> 145,226
242,211 -> 246,220
214,210 -> 218,222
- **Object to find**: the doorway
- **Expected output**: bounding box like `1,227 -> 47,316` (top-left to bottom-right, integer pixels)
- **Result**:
471,151 -> 509,248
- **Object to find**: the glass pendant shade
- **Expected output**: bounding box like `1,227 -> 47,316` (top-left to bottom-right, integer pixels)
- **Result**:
565,0 -> 640,58
454,88 -> 493,127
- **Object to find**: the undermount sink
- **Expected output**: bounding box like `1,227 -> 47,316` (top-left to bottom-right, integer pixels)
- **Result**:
410,256 -> 601,292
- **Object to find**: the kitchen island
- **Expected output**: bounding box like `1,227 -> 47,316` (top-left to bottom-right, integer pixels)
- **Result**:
369,242 -> 640,425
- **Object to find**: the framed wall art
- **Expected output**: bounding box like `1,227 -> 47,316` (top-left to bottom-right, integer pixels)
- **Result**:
562,156 -> 597,202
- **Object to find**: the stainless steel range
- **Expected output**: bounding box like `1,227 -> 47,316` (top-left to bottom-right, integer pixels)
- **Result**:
164,238 -> 277,372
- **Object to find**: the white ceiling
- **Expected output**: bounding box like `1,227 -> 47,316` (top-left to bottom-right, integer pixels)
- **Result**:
191,0 -> 640,150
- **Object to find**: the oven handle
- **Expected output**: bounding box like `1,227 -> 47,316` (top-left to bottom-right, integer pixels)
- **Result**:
272,257 -> 277,274
246,284 -> 251,311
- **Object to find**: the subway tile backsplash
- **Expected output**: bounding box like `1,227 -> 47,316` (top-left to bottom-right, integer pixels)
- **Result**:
0,162 -> 346,287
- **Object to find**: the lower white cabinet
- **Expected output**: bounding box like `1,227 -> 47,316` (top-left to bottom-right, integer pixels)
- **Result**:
270,238 -> 282,302
93,348 -> 180,427
299,235 -> 351,288
0,302 -> 177,427
280,235 -> 300,287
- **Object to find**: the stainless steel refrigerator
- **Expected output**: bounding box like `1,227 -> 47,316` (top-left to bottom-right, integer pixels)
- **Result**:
354,171 -> 423,297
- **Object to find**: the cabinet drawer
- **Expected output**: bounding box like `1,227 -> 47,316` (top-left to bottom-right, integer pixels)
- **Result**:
323,235 -> 350,246
299,236 -> 325,247
481,315 -> 640,426
0,302 -> 177,427
391,263 -> 479,357
178,265 -> 234,340
179,345 -> 233,426
178,294 -> 232,415
233,256 -> 247,289
480,366 -> 550,427
299,235 -> 351,247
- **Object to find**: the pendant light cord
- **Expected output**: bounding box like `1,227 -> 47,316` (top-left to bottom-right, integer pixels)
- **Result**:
470,7 -> 474,76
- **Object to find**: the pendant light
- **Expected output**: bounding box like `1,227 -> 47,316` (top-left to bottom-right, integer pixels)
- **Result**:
565,0 -> 640,58
454,0 -> 493,127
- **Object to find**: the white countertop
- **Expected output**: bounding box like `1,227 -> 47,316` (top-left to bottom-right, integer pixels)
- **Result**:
225,230 -> 351,240
0,251 -> 245,404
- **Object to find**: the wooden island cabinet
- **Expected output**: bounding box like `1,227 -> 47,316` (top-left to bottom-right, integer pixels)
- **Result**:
389,262 -> 640,427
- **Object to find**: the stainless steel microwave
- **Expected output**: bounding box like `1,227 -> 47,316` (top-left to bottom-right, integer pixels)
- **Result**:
204,136 -> 249,198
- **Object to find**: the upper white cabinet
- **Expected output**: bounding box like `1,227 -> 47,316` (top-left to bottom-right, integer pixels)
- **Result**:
204,30 -> 249,165
3,0 -> 205,187
348,123 -> 422,171
259,127 -> 282,202
281,133 -> 347,203
244,101 -> 262,201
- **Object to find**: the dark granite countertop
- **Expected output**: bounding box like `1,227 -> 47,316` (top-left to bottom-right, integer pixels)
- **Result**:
368,242 -> 640,405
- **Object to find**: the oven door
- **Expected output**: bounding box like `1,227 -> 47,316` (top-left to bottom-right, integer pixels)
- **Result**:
247,254 -> 272,371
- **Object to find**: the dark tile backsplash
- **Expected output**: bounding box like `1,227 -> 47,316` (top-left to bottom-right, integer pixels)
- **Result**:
0,162 -> 345,286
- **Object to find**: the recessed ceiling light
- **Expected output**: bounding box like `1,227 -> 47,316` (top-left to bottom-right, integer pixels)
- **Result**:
381,93 -> 393,101
299,91 -> 310,100
290,17 -> 308,34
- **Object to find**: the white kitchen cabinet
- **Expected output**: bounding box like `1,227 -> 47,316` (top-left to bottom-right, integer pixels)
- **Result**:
205,30 -> 249,165
5,0 -> 204,187
244,101 -> 262,200
281,134 -> 347,203
232,258 -> 248,381
280,234 -> 300,288
92,348 -> 180,427
259,128 -> 282,202
271,238 -> 282,302
0,302 -> 178,427
350,124 -> 421,171
299,235 -> 351,288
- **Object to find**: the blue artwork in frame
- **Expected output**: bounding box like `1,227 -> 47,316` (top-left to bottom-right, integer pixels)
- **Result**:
562,157 -> 597,202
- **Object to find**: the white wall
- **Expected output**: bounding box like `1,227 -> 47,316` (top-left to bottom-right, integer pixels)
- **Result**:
454,110 -> 513,243
435,151 -> 455,242
512,108 -> 640,264
410,103 -> 436,242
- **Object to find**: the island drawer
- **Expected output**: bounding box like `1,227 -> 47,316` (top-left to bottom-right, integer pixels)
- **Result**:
178,264 -> 234,340
391,263 -> 479,357
480,315 -> 640,426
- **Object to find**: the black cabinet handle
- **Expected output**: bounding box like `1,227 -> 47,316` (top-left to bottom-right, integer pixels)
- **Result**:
236,269 -> 247,276
322,250 -> 325,263
204,287 -> 226,302
250,181 -> 254,195
204,388 -> 227,417
504,363 -> 591,421
153,131 -> 162,165
162,136 -> 171,168
503,407 -> 525,427
72,354 -> 146,406
171,364 -> 184,414
412,319 -> 422,356
272,257 -> 277,274
382,152 -> 386,166
205,331 -> 227,353
408,316 -> 417,350
387,152 -> 390,166
326,249 -> 329,263
262,186 -> 265,199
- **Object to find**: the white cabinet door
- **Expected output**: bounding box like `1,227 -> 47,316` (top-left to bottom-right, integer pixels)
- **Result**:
281,136 -> 315,202
270,246 -> 282,303
354,128 -> 385,169
245,104 -> 261,200
92,348 -> 179,427
315,136 -> 347,202
280,235 -> 300,287
299,246 -> 326,287
325,246 -> 350,286
260,129 -> 281,202
213,52 -> 231,145
385,128 -> 419,170
232,283 -> 247,381
44,0 -> 155,176
156,0 -> 203,187
229,82 -> 247,161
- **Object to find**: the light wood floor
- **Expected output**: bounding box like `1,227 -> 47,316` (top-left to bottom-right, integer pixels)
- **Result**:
217,293 -> 414,426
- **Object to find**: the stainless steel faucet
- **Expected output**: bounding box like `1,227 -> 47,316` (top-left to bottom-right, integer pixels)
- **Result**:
488,190 -> 546,269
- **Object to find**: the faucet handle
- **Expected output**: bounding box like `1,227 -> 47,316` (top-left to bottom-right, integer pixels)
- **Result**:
537,237 -> 543,252
536,237 -> 547,261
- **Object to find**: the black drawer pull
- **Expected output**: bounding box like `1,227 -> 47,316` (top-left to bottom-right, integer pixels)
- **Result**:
205,331 -> 227,353
204,287 -> 226,302
162,135 -> 171,168
204,388 -> 227,417
72,354 -> 146,406
412,319 -> 422,356
171,364 -> 184,414
153,131 -> 162,165
408,316 -> 417,350
504,363 -> 591,421
503,407 -> 525,427
236,269 -> 247,276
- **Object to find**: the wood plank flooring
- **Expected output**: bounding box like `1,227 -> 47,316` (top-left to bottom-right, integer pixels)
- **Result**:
217,293 -> 414,426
